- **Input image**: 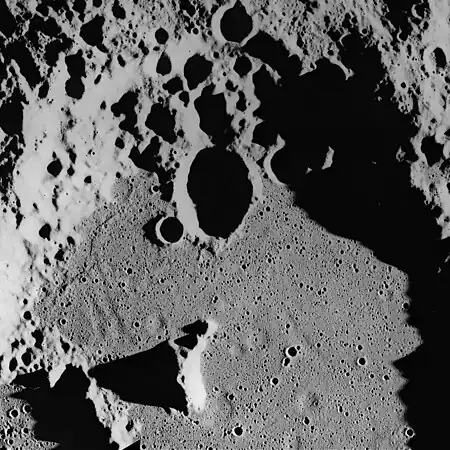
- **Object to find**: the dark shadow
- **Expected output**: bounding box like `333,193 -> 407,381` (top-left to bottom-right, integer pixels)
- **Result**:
182,319 -> 209,336
11,366 -> 118,450
162,76 -> 184,94
0,0 -> 17,38
156,52 -> 172,76
174,334 -> 198,350
110,90 -> 140,140
242,25 -> 444,448
159,216 -> 184,244
145,103 -> 177,144
88,341 -> 188,415
219,0 -> 253,44
194,85 -> 234,145
129,137 -> 175,202
0,88 -> 25,137
381,0 -> 429,41
79,15 -> 107,53
12,368 -> 49,389
186,146 -> 253,238
9,329 -> 205,448
183,53 -> 213,91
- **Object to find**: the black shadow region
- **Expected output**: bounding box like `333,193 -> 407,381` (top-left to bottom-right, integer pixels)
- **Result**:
65,50 -> 86,100
187,146 -> 253,239
194,85 -> 233,145
242,25 -> 443,449
129,136 -> 175,202
183,53 -> 213,91
88,341 -> 188,415
11,366 -> 118,450
111,91 -> 141,141
145,102 -> 177,144
158,216 -> 184,244
219,1 -> 253,44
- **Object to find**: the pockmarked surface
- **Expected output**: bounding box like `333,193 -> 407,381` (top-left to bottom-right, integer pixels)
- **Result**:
0,1 -> 447,449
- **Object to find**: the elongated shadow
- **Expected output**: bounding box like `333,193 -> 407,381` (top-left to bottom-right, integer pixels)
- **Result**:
10,340 -> 193,448
123,440 -> 141,449
11,366 -> 118,450
88,340 -> 188,415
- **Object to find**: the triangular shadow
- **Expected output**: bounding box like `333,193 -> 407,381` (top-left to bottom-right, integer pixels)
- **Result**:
88,340 -> 188,415
11,366 -> 118,450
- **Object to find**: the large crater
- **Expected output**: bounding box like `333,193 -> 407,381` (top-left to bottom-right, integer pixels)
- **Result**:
186,147 -> 253,239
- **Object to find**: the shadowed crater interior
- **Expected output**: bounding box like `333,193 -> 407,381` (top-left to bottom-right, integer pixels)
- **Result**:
219,1 -> 253,43
65,50 -> 86,100
111,90 -> 140,140
159,216 -> 184,244
129,136 -> 175,202
145,102 -> 177,144
183,53 -> 213,91
187,147 -> 253,239
382,0 -> 429,41
194,85 -> 233,145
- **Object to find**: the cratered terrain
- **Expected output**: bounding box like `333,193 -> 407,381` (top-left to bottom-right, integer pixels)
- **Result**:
0,1 -> 447,449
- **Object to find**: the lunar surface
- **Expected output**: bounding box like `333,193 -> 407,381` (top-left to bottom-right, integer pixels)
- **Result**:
0,0 -> 446,449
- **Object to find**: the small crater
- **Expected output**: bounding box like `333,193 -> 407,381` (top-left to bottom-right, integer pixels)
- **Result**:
156,52 -> 172,76
47,158 -> 63,177
232,425 -> 244,436
162,76 -> 183,94
9,357 -> 18,372
282,357 -> 291,367
357,356 -> 367,367
79,15 -> 105,50
8,408 -> 20,419
112,0 -> 126,20
285,346 -> 297,358
233,55 -> 252,77
145,103 -> 177,144
155,27 -> 169,45
179,91 -> 190,106
157,216 -> 184,244
432,47 -> 447,70
194,87 -> 233,144
421,135 -> 443,166
252,121 -> 278,148
236,91 -> 246,112
39,223 -> 51,240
